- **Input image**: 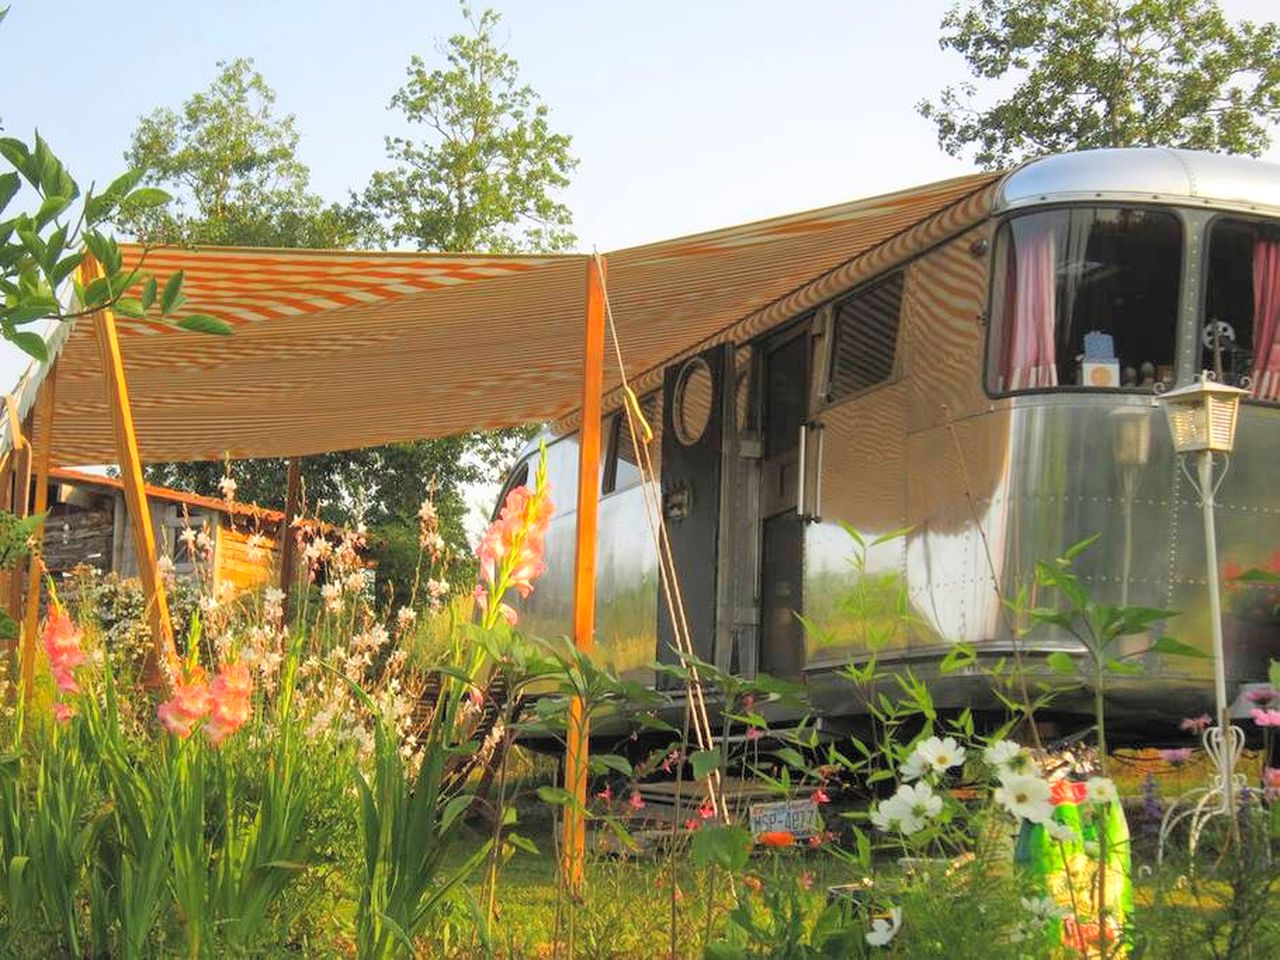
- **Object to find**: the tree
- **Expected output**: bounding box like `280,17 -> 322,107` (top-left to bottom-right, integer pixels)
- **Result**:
918,0 -> 1280,169
130,53 -> 538,603
122,57 -> 369,248
361,4 -> 577,252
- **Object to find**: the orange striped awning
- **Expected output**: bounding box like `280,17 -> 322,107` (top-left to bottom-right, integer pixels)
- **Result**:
14,171 -> 998,465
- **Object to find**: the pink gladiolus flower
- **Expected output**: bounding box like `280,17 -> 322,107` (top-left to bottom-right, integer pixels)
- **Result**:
1159,748 -> 1194,765
158,666 -> 212,738
811,788 -> 831,805
1180,714 -> 1212,733
628,790 -> 645,811
1246,688 -> 1277,705
1250,708 -> 1280,727
206,661 -> 254,745
42,608 -> 85,695
1265,768 -> 1280,788
54,701 -> 77,723
474,477 -> 554,627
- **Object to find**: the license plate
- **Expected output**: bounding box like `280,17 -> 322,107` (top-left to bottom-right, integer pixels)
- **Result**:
748,798 -> 821,839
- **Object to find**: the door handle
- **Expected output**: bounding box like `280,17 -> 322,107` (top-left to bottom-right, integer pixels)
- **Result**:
796,422 -> 808,519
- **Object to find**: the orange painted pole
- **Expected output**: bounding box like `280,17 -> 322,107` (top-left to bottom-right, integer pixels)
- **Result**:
19,364 -> 57,701
562,255 -> 607,891
80,256 -> 176,678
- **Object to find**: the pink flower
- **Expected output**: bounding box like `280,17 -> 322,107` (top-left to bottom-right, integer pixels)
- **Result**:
798,870 -> 814,891
807,833 -> 825,848
683,818 -> 701,832
498,603 -> 518,627
628,790 -> 645,811
1158,748 -> 1194,766
596,785 -> 614,803
53,701 -> 77,723
698,800 -> 716,820
660,749 -> 684,774
1246,688 -> 1277,706
42,608 -> 85,695
158,666 -> 212,738
811,788 -> 831,805
1250,708 -> 1280,727
206,661 -> 254,745
1180,714 -> 1212,733
745,726 -> 763,741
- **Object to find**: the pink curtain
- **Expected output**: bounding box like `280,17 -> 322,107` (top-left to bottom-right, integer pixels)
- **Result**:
1253,236 -> 1280,402
1001,221 -> 1059,390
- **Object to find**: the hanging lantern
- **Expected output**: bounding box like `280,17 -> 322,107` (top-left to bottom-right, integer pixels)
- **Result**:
1156,373 -> 1248,455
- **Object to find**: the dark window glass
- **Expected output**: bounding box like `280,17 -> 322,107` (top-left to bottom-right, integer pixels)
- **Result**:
491,459 -> 530,520
763,332 -> 810,459
987,207 -> 1182,393
828,272 -> 904,401
1203,217 -> 1280,402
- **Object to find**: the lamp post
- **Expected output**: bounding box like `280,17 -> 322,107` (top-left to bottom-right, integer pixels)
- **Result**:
1156,372 -> 1249,855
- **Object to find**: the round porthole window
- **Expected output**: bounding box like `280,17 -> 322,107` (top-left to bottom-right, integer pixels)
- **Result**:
673,356 -> 713,446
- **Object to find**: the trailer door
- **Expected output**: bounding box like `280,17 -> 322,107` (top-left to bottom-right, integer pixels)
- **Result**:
657,345 -> 729,677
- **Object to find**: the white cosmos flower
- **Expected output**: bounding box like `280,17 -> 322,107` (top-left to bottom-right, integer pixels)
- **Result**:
899,751 -> 926,782
865,907 -> 902,947
914,736 -> 967,776
877,781 -> 943,834
983,739 -> 1036,777
1086,777 -> 1119,805
1044,819 -> 1079,843
994,774 -> 1054,824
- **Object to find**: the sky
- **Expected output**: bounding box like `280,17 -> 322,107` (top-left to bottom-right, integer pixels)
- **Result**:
2,0 -> 1278,414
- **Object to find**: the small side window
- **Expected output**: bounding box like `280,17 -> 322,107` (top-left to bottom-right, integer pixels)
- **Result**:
601,395 -> 654,495
827,272 -> 904,402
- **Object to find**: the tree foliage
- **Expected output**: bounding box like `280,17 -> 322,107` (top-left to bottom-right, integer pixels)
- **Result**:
122,58 -> 370,249
361,4 -> 577,252
919,0 -> 1280,169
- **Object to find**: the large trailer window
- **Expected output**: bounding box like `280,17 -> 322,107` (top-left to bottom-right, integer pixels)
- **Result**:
987,207 -> 1181,394
827,271 -> 904,402
1203,217 -> 1280,403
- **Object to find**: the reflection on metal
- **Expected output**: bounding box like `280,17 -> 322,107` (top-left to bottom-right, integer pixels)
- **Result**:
995,148 -> 1280,218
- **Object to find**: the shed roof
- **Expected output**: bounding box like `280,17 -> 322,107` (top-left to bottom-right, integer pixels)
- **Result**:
50,467 -> 288,524
8,170 -> 998,465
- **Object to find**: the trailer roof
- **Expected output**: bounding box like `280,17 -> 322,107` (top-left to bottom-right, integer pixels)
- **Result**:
8,171 -> 996,466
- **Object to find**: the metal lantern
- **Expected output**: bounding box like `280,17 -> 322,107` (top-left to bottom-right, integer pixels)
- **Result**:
1110,406 -> 1152,467
1157,373 -> 1249,454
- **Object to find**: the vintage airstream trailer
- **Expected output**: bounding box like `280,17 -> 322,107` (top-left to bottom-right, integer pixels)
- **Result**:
500,148 -> 1280,743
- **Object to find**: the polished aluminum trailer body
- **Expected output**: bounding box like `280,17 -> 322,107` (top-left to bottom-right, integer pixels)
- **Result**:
504,149 -> 1280,738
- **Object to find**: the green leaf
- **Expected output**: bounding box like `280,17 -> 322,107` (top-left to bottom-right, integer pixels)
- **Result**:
9,331 -> 47,361
121,186 -> 171,210
1046,651 -> 1076,676
1104,658 -> 1144,675
0,138 -> 35,184
33,193 -> 70,228
176,314 -> 232,335
1270,659 -> 1280,690
773,746 -> 808,771
160,270 -> 185,315
535,785 -> 574,807
0,172 -> 18,213
104,168 -> 145,199
690,748 -> 722,781
1149,636 -> 1207,659
939,642 -> 977,674
690,824 -> 752,872
594,753 -> 632,778
140,277 -> 158,311
112,298 -> 145,319
1063,534 -> 1101,562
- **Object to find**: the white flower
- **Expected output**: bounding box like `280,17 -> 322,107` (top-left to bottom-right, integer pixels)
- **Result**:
876,782 -> 942,835
246,532 -> 267,561
914,736 -> 967,776
1044,819 -> 1079,843
865,907 -> 902,947
218,475 -> 237,502
396,606 -> 417,631
899,751 -> 926,782
1086,777 -> 1119,805
983,739 -> 1035,777
994,774 -> 1054,824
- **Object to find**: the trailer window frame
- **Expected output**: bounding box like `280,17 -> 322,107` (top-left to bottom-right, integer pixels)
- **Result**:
982,202 -> 1185,401
822,269 -> 906,406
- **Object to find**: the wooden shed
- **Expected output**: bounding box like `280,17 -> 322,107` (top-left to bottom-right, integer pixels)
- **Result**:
43,468 -> 289,593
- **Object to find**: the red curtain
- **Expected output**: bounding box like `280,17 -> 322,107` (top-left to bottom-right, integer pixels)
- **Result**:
1000,221 -> 1059,390
1253,236 -> 1280,402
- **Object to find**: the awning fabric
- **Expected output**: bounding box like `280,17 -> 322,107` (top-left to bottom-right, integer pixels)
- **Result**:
12,171 -> 998,466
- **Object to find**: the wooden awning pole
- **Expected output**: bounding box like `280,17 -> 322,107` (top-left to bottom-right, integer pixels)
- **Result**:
19,365 -> 57,700
80,256 -> 176,676
562,255 -> 607,892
